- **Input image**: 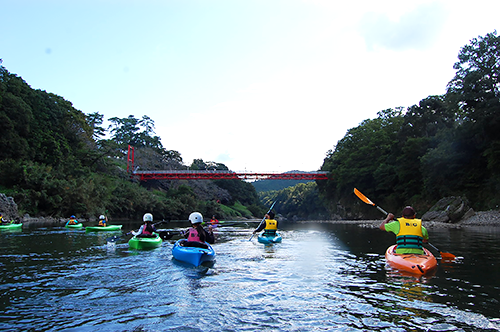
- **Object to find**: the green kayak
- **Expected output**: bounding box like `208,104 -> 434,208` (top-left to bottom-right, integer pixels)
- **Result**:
0,223 -> 22,230
85,225 -> 123,232
65,223 -> 83,229
128,233 -> 163,250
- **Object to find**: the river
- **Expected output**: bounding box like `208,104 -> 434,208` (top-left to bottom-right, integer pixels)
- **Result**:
1,221 -> 499,331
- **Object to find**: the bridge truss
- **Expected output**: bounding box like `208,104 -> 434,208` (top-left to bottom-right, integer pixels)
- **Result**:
127,145 -> 328,181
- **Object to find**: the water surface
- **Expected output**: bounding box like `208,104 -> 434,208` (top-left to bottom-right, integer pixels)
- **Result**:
0,222 -> 499,331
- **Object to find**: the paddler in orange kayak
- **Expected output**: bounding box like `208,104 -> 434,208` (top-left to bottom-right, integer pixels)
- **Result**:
379,206 -> 429,254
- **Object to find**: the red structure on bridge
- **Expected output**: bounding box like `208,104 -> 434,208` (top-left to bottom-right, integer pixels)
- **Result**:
132,170 -> 328,181
126,146 -> 328,181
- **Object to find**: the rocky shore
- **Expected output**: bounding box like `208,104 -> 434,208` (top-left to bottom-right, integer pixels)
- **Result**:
295,210 -> 500,229
2,192 -> 500,228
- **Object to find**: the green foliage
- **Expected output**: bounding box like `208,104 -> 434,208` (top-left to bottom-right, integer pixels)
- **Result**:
213,179 -> 260,206
0,65 -> 263,220
252,177 -> 312,192
320,31 -> 500,216
260,182 -> 330,220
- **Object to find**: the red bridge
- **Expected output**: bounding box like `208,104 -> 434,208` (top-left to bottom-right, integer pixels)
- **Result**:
126,145 -> 328,181
131,170 -> 328,181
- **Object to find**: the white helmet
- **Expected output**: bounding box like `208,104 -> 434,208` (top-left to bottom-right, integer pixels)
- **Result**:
99,215 -> 105,220
189,212 -> 203,224
143,213 -> 153,222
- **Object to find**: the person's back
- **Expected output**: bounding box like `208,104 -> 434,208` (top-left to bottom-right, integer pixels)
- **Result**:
379,206 -> 428,254
263,212 -> 278,236
132,213 -> 156,237
66,215 -> 78,226
184,212 -> 215,244
97,215 -> 107,227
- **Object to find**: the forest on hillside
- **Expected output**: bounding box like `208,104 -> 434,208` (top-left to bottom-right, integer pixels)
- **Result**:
1,31 -> 499,221
319,31 -> 500,219
0,67 -> 265,220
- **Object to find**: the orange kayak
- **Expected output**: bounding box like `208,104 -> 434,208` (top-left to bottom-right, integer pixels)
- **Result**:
385,245 -> 437,275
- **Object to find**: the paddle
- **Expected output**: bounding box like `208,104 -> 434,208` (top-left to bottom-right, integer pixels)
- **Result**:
353,188 -> 457,260
249,201 -> 277,241
353,188 -> 388,215
157,230 -> 183,240
426,242 -> 456,260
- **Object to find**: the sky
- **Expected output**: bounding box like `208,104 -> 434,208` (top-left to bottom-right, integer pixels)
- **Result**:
1,0 -> 499,173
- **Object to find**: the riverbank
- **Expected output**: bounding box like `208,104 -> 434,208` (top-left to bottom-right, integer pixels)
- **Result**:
295,210 -> 500,229
14,210 -> 500,228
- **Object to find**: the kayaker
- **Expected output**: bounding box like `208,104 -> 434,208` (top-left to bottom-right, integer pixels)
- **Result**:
131,213 -> 157,238
210,215 -> 219,225
182,212 -> 215,244
379,206 -> 429,254
65,215 -> 79,226
253,211 -> 278,237
97,214 -> 107,227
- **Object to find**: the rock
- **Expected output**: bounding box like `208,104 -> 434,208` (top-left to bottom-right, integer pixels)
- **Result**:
422,210 -> 450,223
422,196 -> 474,223
0,193 -> 19,221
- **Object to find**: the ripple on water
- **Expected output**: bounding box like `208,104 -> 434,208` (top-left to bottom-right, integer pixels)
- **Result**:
2,225 -> 500,331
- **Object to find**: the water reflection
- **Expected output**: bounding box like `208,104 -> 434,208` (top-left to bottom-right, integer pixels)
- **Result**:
1,223 -> 500,331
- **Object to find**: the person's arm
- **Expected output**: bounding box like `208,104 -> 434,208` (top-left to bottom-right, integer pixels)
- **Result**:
422,226 -> 429,243
205,226 -> 215,244
131,225 -> 144,236
254,220 -> 266,233
379,213 -> 394,231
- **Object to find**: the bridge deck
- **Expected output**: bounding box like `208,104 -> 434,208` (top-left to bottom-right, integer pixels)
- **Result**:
132,170 -> 328,181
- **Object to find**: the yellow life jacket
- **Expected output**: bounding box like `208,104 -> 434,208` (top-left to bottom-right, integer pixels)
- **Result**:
396,217 -> 423,249
265,219 -> 277,231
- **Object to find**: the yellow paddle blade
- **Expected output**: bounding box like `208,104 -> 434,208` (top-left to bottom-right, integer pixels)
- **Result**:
354,188 -> 375,206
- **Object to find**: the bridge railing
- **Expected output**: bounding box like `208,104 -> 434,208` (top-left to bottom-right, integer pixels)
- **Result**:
131,170 -> 329,181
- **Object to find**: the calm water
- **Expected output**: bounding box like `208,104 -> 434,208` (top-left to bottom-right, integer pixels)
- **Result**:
1,221 -> 499,331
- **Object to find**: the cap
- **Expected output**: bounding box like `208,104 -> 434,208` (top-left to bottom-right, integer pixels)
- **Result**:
402,206 -> 416,217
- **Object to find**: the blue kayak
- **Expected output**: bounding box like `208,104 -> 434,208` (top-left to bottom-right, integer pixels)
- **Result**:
258,233 -> 282,244
172,240 -> 215,266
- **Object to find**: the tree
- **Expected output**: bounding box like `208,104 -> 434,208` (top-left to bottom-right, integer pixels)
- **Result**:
447,31 -> 500,124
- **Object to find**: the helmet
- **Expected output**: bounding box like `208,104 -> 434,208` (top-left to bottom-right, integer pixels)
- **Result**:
189,212 -> 203,224
70,215 -> 75,219
99,215 -> 105,220
143,213 -> 153,222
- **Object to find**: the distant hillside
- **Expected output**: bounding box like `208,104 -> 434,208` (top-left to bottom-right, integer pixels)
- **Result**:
252,171 -> 313,192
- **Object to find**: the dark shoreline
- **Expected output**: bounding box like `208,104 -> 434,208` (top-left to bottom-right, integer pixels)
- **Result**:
16,210 -> 500,229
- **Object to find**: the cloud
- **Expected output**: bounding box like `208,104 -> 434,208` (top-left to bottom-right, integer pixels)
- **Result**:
359,1 -> 449,51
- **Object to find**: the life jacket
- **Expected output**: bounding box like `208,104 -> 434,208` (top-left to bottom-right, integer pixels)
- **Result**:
142,223 -> 154,235
210,218 -> 218,225
265,219 -> 278,230
263,219 -> 278,236
396,217 -> 423,249
188,227 -> 202,242
98,220 -> 106,226
68,219 -> 77,225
